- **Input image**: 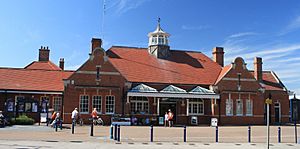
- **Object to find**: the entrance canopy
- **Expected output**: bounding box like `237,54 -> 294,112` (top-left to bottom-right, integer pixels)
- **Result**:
127,84 -> 219,99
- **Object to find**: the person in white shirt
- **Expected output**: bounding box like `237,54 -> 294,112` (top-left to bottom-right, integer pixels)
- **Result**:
71,108 -> 78,123
164,112 -> 168,127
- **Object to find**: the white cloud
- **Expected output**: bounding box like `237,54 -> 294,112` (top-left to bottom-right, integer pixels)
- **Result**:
228,32 -> 258,38
181,25 -> 210,30
279,15 -> 300,35
110,0 -> 149,16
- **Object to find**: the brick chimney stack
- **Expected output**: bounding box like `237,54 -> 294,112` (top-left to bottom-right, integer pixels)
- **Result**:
91,38 -> 102,53
212,47 -> 224,67
39,46 -> 50,61
59,58 -> 64,70
254,57 -> 263,82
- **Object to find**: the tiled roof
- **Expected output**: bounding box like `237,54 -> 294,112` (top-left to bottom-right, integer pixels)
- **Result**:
24,61 -> 62,71
108,46 -> 222,85
215,64 -> 232,84
250,71 -> 285,91
0,68 -> 73,92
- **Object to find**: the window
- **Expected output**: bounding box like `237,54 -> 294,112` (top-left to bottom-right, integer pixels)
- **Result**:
226,98 -> 233,116
236,99 -> 243,116
130,97 -> 149,114
246,99 -> 253,116
79,95 -> 89,113
105,96 -> 115,114
40,96 -> 49,113
93,95 -> 102,113
158,35 -> 164,45
188,99 -> 204,115
96,66 -> 101,80
53,97 -> 62,112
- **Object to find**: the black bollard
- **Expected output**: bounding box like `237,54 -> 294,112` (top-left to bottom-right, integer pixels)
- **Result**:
184,125 -> 187,142
216,126 -> 218,143
72,120 -> 75,134
110,125 -> 113,139
150,125 -> 153,142
114,124 -> 117,140
117,125 -> 121,142
55,121 -> 58,132
278,127 -> 281,143
90,120 -> 94,136
248,126 -> 251,143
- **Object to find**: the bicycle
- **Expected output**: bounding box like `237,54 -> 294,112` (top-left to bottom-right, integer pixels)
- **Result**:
93,117 -> 104,126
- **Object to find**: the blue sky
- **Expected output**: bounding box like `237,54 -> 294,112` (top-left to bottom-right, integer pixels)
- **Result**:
1,0 -> 300,97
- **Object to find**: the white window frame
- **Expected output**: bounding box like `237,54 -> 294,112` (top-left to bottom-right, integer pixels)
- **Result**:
53,97 -> 62,112
188,99 -> 204,115
130,97 -> 149,114
226,94 -> 233,116
246,99 -> 253,116
236,99 -> 243,116
105,95 -> 115,114
79,95 -> 89,114
92,95 -> 102,114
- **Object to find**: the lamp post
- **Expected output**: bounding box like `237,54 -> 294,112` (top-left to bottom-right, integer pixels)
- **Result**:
265,97 -> 272,149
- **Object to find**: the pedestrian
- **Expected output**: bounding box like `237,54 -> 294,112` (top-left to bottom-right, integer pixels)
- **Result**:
0,111 -> 8,127
71,108 -> 78,124
164,112 -> 168,127
91,108 -> 98,124
50,112 -> 60,127
168,109 -> 174,127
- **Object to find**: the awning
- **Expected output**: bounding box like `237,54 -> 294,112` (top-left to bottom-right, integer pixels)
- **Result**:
127,84 -> 219,99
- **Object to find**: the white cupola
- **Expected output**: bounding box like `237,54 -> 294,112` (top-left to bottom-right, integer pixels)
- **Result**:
148,18 -> 170,46
148,18 -> 171,59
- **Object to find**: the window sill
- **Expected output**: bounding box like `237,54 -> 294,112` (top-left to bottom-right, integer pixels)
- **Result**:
188,113 -> 204,116
226,114 -> 233,116
246,114 -> 253,116
236,114 -> 243,116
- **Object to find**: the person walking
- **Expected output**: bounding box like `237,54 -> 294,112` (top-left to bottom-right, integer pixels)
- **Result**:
91,108 -> 98,124
164,112 -> 168,127
71,108 -> 78,124
168,109 -> 174,127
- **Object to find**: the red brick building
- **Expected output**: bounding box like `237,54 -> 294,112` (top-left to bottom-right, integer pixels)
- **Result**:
0,47 -> 73,122
63,23 -> 289,125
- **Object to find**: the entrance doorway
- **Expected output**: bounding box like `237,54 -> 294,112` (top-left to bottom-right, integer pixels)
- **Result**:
159,99 -> 177,123
274,103 -> 281,123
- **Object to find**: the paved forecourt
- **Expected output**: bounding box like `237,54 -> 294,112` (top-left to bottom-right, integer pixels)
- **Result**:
0,125 -> 299,145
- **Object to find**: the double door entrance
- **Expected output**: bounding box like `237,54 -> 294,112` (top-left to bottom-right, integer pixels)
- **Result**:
159,98 -> 177,124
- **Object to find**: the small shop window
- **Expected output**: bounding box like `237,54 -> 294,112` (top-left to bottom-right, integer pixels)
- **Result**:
79,95 -> 89,113
130,97 -> 149,114
188,99 -> 204,115
105,95 -> 115,114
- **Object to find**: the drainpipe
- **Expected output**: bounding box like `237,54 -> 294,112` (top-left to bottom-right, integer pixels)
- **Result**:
218,95 -> 221,125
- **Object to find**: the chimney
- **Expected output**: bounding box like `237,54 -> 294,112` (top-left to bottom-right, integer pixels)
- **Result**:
91,38 -> 102,53
212,47 -> 224,67
254,57 -> 263,82
39,46 -> 50,61
59,58 -> 64,70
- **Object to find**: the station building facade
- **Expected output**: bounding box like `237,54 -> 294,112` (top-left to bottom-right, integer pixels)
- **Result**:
0,47 -> 73,121
63,23 -> 289,125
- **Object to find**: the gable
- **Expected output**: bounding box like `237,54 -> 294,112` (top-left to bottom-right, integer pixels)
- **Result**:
216,57 -> 261,92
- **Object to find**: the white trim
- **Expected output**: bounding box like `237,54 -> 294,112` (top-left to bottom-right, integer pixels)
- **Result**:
0,90 -> 62,95
156,98 -> 159,115
76,71 -> 121,75
186,99 -> 189,116
127,92 -> 219,99
222,77 -> 256,81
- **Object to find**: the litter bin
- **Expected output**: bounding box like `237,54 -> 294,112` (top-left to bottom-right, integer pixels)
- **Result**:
191,116 -> 198,125
211,118 -> 218,127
